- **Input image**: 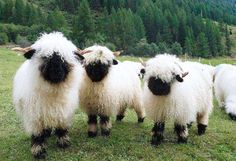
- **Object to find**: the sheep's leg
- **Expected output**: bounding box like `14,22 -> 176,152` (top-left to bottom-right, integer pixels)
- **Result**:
225,101 -> 236,120
87,115 -> 98,138
174,124 -> 188,143
100,115 -> 111,136
133,103 -> 145,123
55,128 -> 70,148
197,113 -> 208,135
151,122 -> 165,146
43,128 -> 52,138
116,108 -> 126,121
31,131 -> 47,159
215,92 -> 225,108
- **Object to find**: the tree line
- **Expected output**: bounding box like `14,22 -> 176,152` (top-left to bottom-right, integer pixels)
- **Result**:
0,0 -> 234,57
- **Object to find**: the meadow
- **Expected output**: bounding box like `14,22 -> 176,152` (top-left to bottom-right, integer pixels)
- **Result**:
0,47 -> 236,161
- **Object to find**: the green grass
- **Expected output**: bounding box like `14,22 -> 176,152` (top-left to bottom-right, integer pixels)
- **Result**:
0,48 -> 236,161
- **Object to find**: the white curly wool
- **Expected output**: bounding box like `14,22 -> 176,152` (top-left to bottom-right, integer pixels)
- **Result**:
82,45 -> 115,65
79,45 -> 145,119
143,54 -> 213,125
214,64 -> 236,115
13,32 -> 82,135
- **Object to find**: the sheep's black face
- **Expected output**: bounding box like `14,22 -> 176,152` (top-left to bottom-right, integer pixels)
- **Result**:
40,52 -> 71,84
85,61 -> 110,82
148,77 -> 171,96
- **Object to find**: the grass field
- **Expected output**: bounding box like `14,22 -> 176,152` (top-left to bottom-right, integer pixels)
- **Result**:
0,48 -> 236,161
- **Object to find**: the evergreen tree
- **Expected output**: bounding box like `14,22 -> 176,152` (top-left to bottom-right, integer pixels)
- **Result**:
225,25 -> 232,55
205,20 -> 217,57
196,32 -> 210,58
72,0 -> 95,46
0,1 -> 3,21
47,10 -> 67,31
137,0 -> 156,43
171,42 -> 182,55
13,0 -> 25,25
106,8 -> 144,50
3,0 -> 14,22
184,26 -> 195,56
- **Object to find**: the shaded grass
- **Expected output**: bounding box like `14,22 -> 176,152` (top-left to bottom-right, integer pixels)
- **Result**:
0,48 -> 236,161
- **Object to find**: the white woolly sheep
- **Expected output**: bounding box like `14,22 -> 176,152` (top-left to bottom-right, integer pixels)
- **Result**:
214,64 -> 236,120
12,32 -> 83,159
77,45 -> 145,137
142,54 -> 213,145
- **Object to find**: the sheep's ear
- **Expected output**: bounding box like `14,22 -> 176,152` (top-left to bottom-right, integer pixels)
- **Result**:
12,47 -> 35,59
140,68 -> 145,74
74,51 -> 85,63
176,72 -> 189,82
24,49 -> 36,59
176,75 -> 184,82
113,51 -> 122,56
112,59 -> 118,65
77,48 -> 93,55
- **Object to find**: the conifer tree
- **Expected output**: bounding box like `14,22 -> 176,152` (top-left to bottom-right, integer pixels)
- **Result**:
225,25 -> 232,55
72,0 -> 95,46
13,0 -> 25,24
196,32 -> 210,58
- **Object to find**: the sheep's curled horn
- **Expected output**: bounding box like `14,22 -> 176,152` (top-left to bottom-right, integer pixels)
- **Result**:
176,72 -> 189,82
75,48 -> 122,56
12,47 -> 36,59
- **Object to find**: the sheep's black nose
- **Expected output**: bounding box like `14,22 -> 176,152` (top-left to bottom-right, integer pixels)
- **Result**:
148,77 -> 171,96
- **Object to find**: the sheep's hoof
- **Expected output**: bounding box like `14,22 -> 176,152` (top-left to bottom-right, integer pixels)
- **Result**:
43,128 -> 52,138
32,146 -> 47,159
34,151 -> 47,160
101,129 -> 110,136
151,135 -> 163,146
229,113 -> 236,120
88,131 -> 97,138
197,124 -> 207,135
177,137 -> 188,144
116,115 -> 124,121
57,136 -> 71,149
57,141 -> 70,149
138,117 -> 145,123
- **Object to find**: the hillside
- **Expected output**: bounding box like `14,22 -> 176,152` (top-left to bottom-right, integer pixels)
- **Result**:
0,0 -> 236,57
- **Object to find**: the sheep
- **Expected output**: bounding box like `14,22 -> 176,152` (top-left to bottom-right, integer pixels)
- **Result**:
214,64 -> 236,120
12,32 -> 83,159
77,45 -> 145,137
141,54 -> 213,145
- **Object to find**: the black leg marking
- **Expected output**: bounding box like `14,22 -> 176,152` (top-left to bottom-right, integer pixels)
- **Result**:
151,122 -> 165,146
116,115 -> 125,121
229,113 -> 236,120
43,128 -> 52,138
187,122 -> 193,129
100,116 -> 111,136
197,124 -> 207,135
55,128 -> 70,148
31,133 -> 46,159
88,115 -> 98,138
138,117 -> 145,123
174,124 -> 188,143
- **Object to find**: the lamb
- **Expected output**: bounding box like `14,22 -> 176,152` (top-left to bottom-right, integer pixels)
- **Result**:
214,64 -> 236,120
12,32 -> 83,159
141,54 -> 213,145
77,45 -> 145,137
